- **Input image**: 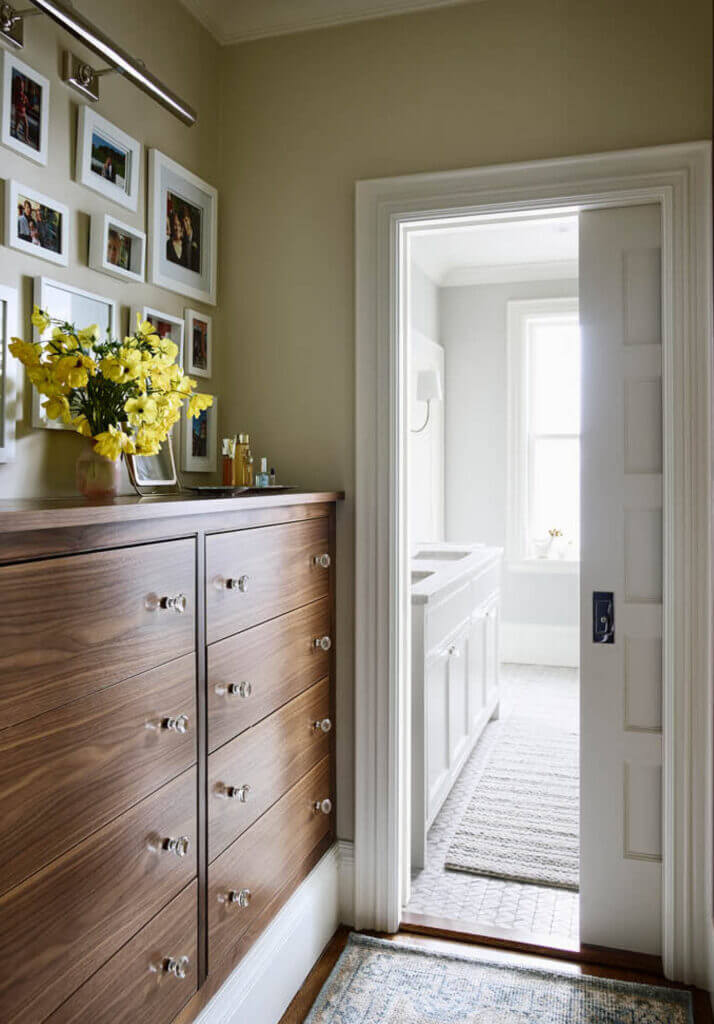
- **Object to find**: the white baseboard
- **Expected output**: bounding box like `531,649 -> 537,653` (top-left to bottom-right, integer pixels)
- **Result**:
194,844 -> 341,1024
500,622 -> 579,668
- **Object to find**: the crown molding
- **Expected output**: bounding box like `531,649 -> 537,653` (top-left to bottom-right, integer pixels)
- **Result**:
180,0 -> 472,46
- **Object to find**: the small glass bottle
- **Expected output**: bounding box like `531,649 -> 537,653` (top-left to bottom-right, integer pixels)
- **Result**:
256,457 -> 270,488
269,466 -> 276,486
221,438 -> 235,486
245,451 -> 254,487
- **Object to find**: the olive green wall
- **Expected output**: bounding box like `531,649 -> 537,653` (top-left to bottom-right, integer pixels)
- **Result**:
214,0 -> 712,840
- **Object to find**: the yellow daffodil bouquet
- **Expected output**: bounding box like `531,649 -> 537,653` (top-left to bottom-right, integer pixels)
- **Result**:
10,306 -> 213,461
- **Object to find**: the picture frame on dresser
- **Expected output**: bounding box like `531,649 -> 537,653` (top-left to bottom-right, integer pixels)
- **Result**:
185,308 -> 212,378
125,436 -> 179,492
89,213 -> 146,284
76,106 -> 141,212
32,277 -> 117,429
183,394 -> 217,472
6,180 -> 69,267
0,283 -> 19,462
0,50 -> 49,166
148,149 -> 218,306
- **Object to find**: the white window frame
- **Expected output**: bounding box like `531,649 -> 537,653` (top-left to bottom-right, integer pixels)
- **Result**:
506,296 -> 580,573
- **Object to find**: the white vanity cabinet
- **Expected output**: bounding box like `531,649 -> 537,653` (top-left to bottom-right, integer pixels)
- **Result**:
411,543 -> 502,869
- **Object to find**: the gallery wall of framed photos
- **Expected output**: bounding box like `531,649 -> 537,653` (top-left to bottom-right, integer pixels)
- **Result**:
0,1 -> 224,499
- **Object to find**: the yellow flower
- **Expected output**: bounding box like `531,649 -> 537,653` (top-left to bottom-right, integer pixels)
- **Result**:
100,347 -> 142,383
93,425 -> 135,461
124,394 -> 158,426
77,324 -> 100,345
187,392 -> 213,418
27,364 -> 68,396
156,335 -> 179,363
42,395 -> 71,423
134,425 -> 162,455
9,337 -> 41,366
136,315 -> 157,339
72,415 -> 92,437
53,353 -> 96,389
31,306 -> 51,333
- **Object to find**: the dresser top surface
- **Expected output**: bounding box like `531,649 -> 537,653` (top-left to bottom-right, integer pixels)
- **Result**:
0,490 -> 343,533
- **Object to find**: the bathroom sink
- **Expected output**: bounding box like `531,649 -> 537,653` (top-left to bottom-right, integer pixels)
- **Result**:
414,549 -> 471,561
411,570 -> 435,584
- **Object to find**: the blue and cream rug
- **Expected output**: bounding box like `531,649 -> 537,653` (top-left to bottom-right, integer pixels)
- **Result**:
305,935 -> 693,1023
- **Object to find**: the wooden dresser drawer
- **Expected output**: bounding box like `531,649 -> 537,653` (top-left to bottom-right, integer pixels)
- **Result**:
208,757 -> 333,972
205,518 -> 330,644
0,654 -> 196,899
46,882 -> 198,1024
209,678 -> 331,861
208,597 -> 331,752
0,539 -> 196,729
0,768 -> 197,1023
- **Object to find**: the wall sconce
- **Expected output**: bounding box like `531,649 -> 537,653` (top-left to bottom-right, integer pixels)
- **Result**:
411,369 -> 443,434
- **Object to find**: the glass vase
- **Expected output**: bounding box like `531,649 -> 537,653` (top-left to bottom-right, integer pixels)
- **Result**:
75,439 -> 122,499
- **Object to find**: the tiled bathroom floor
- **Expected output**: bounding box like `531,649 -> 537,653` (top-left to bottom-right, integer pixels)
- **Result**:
405,663 -> 580,941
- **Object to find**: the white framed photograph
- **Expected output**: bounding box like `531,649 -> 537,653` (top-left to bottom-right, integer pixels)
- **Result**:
131,306 -> 184,362
183,394 -> 217,472
1,51 -> 49,166
32,277 -> 117,429
6,180 -> 69,267
76,106 -> 141,212
90,213 -> 146,284
148,149 -> 217,306
185,308 -> 212,378
0,284 -> 19,462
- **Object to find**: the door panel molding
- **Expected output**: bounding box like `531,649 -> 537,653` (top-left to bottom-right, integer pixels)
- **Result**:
354,142 -> 712,987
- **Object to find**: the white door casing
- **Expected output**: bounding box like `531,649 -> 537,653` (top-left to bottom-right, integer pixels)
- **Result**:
579,205 -> 664,953
354,142 -> 712,986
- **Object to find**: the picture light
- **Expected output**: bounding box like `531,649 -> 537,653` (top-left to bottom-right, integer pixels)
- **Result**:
0,0 -> 197,125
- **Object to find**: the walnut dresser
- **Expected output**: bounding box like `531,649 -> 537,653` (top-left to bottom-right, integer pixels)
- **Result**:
0,491 -> 341,1024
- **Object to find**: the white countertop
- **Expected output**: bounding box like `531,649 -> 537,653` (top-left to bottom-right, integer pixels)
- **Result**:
411,540 -> 503,604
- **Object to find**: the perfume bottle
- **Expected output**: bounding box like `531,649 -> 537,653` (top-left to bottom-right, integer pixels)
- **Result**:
221,437 -> 236,486
256,457 -> 270,488
269,466 -> 276,486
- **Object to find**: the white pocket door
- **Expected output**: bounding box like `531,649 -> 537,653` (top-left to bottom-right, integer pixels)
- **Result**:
579,204 -> 663,954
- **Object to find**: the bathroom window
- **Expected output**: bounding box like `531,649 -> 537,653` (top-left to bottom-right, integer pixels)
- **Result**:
506,297 -> 580,569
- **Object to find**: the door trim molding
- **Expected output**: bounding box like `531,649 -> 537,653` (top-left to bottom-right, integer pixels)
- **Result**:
354,142 -> 712,986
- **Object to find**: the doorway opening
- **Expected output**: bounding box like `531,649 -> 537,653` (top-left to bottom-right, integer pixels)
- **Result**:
402,212 -> 582,951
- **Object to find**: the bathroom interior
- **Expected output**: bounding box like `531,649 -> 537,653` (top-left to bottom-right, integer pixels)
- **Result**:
405,212 -> 582,949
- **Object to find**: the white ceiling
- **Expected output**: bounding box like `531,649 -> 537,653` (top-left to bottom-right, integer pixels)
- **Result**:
410,214 -> 579,287
179,0 -> 476,45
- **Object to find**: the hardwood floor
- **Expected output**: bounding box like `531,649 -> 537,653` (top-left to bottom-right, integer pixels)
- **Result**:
279,926 -> 713,1024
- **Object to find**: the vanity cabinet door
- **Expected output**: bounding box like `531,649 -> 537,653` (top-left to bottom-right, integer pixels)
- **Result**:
425,650 -> 449,826
466,611 -> 487,733
447,631 -> 469,768
484,599 -> 500,702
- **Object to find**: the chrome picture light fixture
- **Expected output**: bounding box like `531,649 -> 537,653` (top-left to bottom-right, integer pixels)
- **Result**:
0,0 -> 196,125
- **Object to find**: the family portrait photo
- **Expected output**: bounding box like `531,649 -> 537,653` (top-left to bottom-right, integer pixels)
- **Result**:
166,191 -> 202,273
1,52 -> 49,165
76,108 -> 141,211
185,309 -> 212,377
17,194 -> 62,255
106,226 -> 132,271
192,318 -> 208,371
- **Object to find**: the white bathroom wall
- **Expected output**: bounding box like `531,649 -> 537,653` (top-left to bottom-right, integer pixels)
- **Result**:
409,263 -> 444,544
440,276 -> 580,662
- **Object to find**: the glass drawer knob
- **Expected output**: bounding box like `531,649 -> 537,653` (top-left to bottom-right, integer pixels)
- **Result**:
313,553 -> 331,568
225,783 -> 250,802
228,888 -> 251,908
313,718 -> 332,734
314,798 -> 332,815
162,835 -> 190,857
226,575 -> 250,592
227,681 -> 252,698
164,956 -> 189,979
313,635 -> 332,652
162,714 -> 189,734
159,594 -> 187,614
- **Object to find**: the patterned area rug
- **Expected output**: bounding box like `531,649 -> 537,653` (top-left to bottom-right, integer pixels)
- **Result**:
305,935 -> 693,1023
444,717 -> 579,890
